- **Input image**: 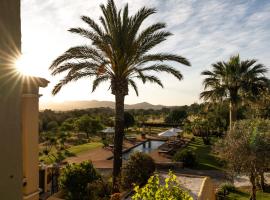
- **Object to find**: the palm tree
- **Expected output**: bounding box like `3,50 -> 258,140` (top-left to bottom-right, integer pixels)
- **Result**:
49,0 -> 190,191
200,55 -> 268,130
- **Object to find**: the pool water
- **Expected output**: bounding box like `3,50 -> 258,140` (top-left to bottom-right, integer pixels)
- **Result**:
122,140 -> 165,160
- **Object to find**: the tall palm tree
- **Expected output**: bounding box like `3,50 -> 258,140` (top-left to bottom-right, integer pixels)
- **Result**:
49,0 -> 190,191
200,55 -> 268,130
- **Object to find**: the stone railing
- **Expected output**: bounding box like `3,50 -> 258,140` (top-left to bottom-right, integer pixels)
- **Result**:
198,177 -> 216,200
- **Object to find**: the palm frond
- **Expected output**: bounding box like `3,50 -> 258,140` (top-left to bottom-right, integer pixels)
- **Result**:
92,75 -> 110,92
50,46 -> 104,70
128,79 -> 139,96
139,53 -> 190,66
129,7 -> 156,40
81,16 -> 104,36
69,28 -> 101,42
139,64 -> 183,80
52,72 -> 96,95
51,62 -> 99,76
136,23 -> 166,44
136,75 -> 163,88
50,0 -> 190,95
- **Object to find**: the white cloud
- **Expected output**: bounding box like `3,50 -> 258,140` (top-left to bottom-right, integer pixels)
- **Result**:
21,0 -> 270,106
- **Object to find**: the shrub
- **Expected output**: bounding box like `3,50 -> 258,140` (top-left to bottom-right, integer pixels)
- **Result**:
59,161 -> 101,200
88,179 -> 112,200
102,138 -> 110,147
216,182 -> 236,199
132,171 -> 192,200
121,152 -> 155,189
173,149 -> 197,168
110,193 -> 121,200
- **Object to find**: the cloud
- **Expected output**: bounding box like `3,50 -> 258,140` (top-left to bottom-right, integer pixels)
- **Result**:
21,0 -> 270,106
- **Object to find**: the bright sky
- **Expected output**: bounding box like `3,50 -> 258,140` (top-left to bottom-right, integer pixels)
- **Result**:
20,0 -> 270,106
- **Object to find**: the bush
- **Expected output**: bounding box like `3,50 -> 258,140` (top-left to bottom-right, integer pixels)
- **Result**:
59,161 -> 101,200
102,138 -> 110,147
132,171 -> 192,200
121,152 -> 155,189
88,179 -> 112,200
110,193 -> 121,200
216,182 -> 236,199
173,149 -> 197,168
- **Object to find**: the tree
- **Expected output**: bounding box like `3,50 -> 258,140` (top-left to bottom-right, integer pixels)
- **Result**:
215,119 -> 270,200
200,55 -> 268,130
59,161 -> 101,200
75,115 -> 103,138
190,117 -> 211,144
60,118 -> 75,132
46,120 -> 59,132
124,112 -> 135,130
165,109 -> 187,124
49,0 -> 190,191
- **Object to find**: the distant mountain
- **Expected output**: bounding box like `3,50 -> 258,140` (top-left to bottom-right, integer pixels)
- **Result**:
39,100 -> 170,111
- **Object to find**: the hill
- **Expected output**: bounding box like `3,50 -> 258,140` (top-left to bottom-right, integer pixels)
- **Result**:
39,100 -> 170,111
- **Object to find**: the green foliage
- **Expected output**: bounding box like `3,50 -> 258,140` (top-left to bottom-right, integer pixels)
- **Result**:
67,142 -> 103,155
216,119 -> 270,199
132,171 -> 192,200
46,120 -> 59,131
173,149 -> 197,168
200,55 -> 268,104
124,112 -> 135,129
59,161 -> 101,200
165,109 -> 187,124
216,182 -> 236,199
49,0 -> 190,96
40,133 -> 70,164
75,115 -> 104,137
88,179 -> 112,200
121,152 -> 155,189
102,138 -> 110,147
60,118 -> 75,131
200,55 -> 269,129
180,137 -> 223,170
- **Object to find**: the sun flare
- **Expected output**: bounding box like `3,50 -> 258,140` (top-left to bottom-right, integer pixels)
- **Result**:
15,55 -> 33,76
15,54 -> 42,76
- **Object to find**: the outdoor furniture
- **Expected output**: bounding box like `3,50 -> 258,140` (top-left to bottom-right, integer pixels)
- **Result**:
158,147 -> 174,155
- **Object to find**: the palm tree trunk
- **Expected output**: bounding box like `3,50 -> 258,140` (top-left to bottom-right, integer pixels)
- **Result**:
229,101 -> 237,131
112,93 -> 125,192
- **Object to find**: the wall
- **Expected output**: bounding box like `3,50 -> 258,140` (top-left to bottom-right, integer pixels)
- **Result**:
198,177 -> 216,200
0,0 -> 23,199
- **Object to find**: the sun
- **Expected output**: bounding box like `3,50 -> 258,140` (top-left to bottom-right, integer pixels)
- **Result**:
15,54 -> 40,76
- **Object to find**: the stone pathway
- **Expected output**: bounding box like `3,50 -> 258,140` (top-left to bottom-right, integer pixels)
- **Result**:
234,173 -> 270,187
159,172 -> 205,199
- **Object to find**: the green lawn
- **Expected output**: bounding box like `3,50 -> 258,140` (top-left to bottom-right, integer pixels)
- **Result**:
227,190 -> 270,200
39,142 -> 103,164
67,142 -> 103,155
182,137 -> 223,170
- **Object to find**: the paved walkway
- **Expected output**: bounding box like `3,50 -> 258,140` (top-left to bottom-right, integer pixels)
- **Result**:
234,173 -> 270,187
124,171 -> 205,200
172,168 -> 228,187
160,172 -> 205,199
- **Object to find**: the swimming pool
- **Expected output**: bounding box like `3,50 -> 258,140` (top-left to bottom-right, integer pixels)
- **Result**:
122,140 -> 165,160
